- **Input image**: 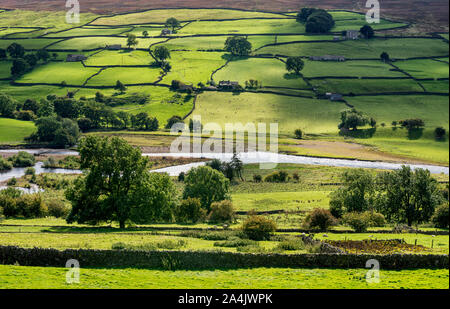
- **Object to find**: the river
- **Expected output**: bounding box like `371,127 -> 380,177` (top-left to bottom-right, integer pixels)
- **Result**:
0,149 -> 448,181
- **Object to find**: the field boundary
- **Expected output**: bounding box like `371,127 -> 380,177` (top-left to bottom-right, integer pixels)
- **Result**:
0,245 -> 447,270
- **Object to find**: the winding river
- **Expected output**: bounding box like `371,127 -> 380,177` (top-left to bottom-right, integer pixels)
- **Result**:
0,149 -> 448,182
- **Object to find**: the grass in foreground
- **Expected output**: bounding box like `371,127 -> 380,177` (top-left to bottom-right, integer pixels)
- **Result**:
0,117 -> 35,144
0,265 -> 448,289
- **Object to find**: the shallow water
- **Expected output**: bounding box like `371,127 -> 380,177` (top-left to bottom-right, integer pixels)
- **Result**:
1,149 -> 448,179
0,162 -> 83,182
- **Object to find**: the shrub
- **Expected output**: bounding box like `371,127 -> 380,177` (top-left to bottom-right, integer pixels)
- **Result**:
214,237 -> 256,248
366,211 -> 386,227
208,200 -> 235,223
175,198 -> 207,223
16,194 -> 47,218
46,199 -> 70,218
178,172 -> 185,182
303,208 -> 337,231
242,215 -> 277,240
292,172 -> 300,182
25,167 -> 35,176
264,171 -> 288,183
0,157 -> 12,172
253,174 -> 262,183
0,188 -> 22,217
329,199 -> 344,219
294,129 -> 303,139
277,237 -> 305,251
7,177 -> 17,186
435,127 -> 446,140
342,212 -> 370,232
431,203 -> 449,228
8,151 -> 35,168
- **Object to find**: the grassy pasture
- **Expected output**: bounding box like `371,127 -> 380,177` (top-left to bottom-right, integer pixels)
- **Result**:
0,81 -> 80,102
257,38 -> 449,59
0,61 -> 12,79
110,86 -> 195,124
394,59 -> 449,79
162,51 -> 227,85
1,265 -> 448,289
0,117 -> 35,144
49,37 -> 164,50
44,26 -> 133,38
232,191 -> 331,212
0,38 -> 59,50
420,80 -> 449,93
16,62 -> 99,85
302,60 -> 405,78
213,57 -> 310,88
0,10 -> 98,33
179,19 -> 306,35
91,9 -> 289,26
84,50 -> 153,66
310,79 -> 424,94
193,92 -> 345,134
85,67 -> 162,86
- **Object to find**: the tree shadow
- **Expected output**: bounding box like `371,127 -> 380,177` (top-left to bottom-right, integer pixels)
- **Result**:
407,128 -> 424,140
283,73 -> 302,80
339,128 -> 377,139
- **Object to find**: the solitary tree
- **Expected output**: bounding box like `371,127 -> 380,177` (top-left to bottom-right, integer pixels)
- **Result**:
183,166 -> 230,211
380,51 -> 390,63
151,45 -> 171,64
114,80 -> 127,94
224,36 -> 252,56
376,166 -> 442,226
360,25 -> 375,39
338,108 -> 370,131
126,33 -> 139,49
142,30 -> 149,37
7,43 -> 25,58
285,57 -> 305,75
66,136 -> 163,228
165,17 -> 181,32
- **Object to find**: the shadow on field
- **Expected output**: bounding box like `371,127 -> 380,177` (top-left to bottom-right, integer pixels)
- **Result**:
407,128 -> 424,140
339,128 -> 377,139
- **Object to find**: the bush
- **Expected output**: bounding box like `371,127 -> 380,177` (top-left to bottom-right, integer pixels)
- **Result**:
431,203 -> 449,228
208,200 -> 235,223
294,129 -> 303,139
214,237 -> 256,248
342,212 -> 370,232
264,171 -> 288,183
242,215 -> 277,240
8,151 -> 35,167
303,208 -> 337,231
0,157 -> 12,172
366,211 -> 386,227
175,198 -> 207,223
7,177 -> 17,186
46,199 -> 70,218
277,237 -> 305,251
435,127 -> 446,140
16,194 -> 47,218
329,199 -> 344,219
292,173 -> 300,182
178,172 -> 185,182
253,174 -> 262,183
25,167 -> 35,176
0,188 -> 22,217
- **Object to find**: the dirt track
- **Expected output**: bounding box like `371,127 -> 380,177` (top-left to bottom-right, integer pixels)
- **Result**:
1,0 -> 448,30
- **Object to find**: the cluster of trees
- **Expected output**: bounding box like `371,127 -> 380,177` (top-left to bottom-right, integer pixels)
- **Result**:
65,136 -> 233,228
296,8 -> 335,33
1,43 -> 54,77
329,167 -> 448,229
0,187 -> 70,219
338,108 -> 376,131
224,36 -> 252,56
205,154 -> 244,182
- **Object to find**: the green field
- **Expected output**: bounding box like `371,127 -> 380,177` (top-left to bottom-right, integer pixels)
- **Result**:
0,117 -> 35,144
162,51 -> 228,85
91,9 -> 290,25
257,38 -> 449,59
310,78 -> 424,94
394,59 -> 449,79
84,50 -> 153,66
85,67 -> 162,86
1,265 -> 447,289
193,92 -> 345,134
213,57 -> 310,88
